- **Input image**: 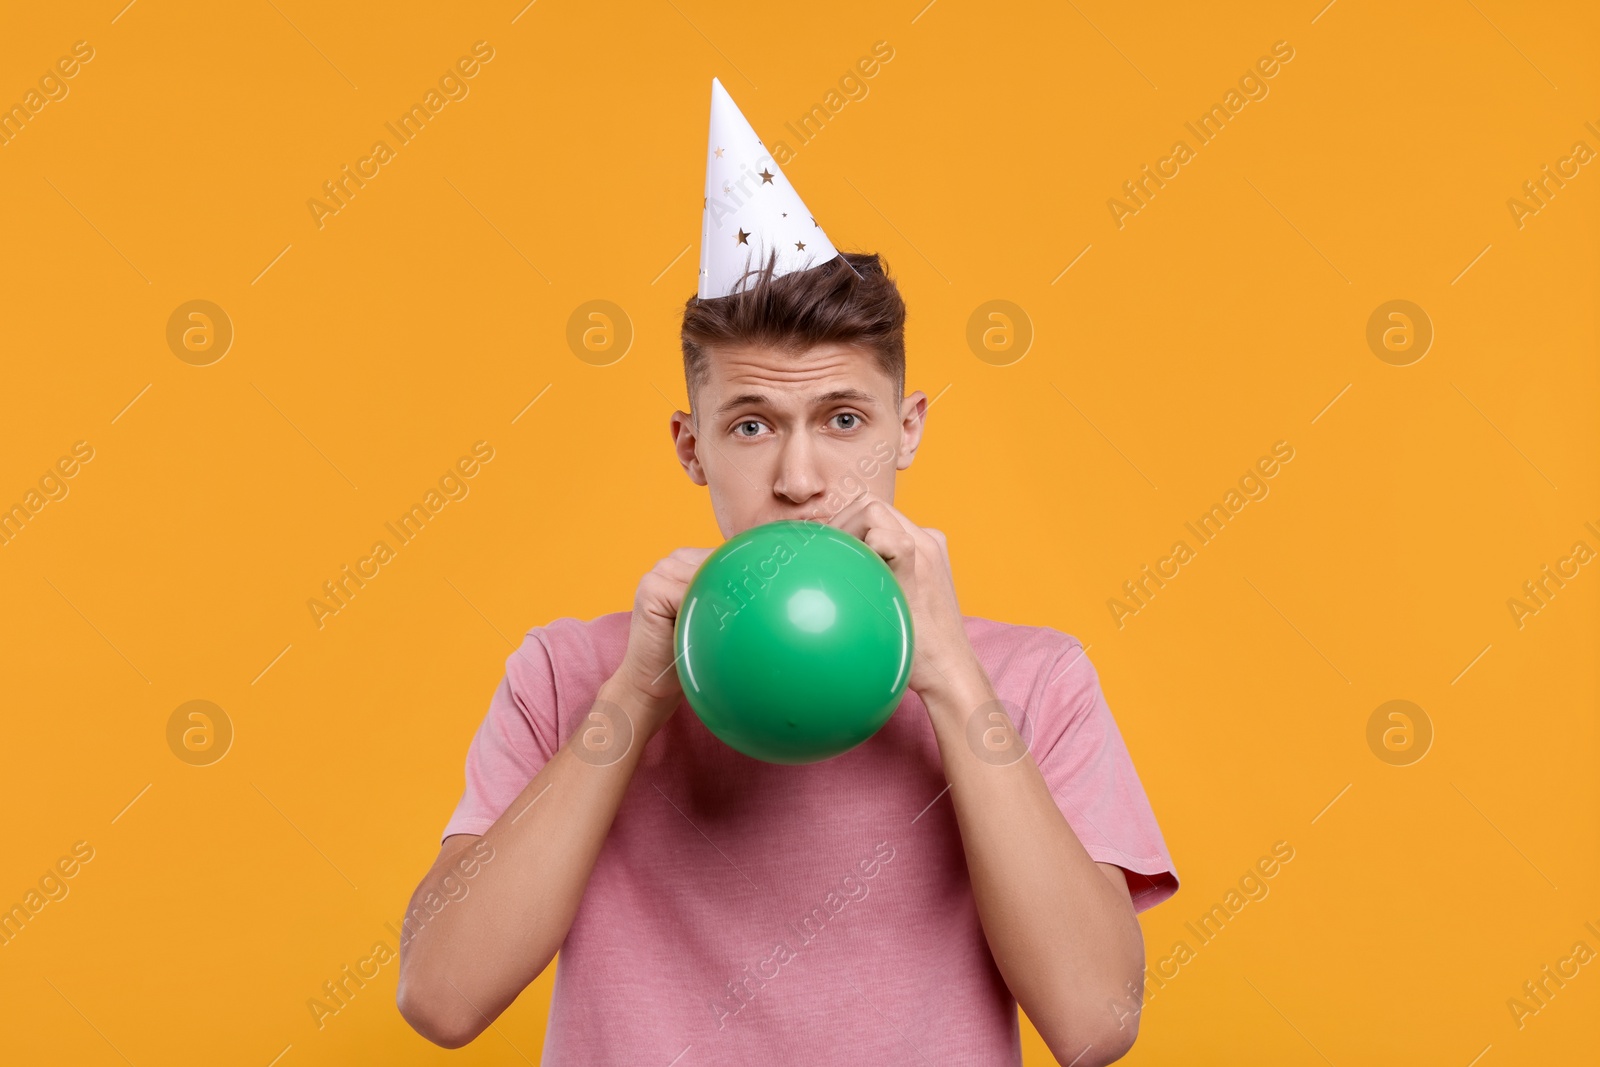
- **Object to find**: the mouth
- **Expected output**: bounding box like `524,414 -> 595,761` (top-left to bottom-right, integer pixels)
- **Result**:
752,512 -> 835,530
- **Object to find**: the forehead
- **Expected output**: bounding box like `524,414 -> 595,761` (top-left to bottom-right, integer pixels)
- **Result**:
699,341 -> 893,401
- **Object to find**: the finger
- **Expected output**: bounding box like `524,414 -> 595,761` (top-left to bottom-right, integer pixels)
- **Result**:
860,523 -> 918,573
859,493 -> 921,539
641,563 -> 698,601
818,488 -> 876,530
831,494 -> 921,549
827,498 -> 917,570
656,549 -> 714,582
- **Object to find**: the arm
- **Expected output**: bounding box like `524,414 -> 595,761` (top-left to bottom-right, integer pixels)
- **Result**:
826,494 -> 1146,1065
396,675 -> 675,1047
397,547 -> 711,1048
921,661 -> 1145,1066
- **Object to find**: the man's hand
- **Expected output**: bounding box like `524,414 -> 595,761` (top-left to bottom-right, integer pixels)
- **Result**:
822,496 -> 1149,1064
611,547 -> 716,732
399,550 -> 715,1048
824,492 -> 977,700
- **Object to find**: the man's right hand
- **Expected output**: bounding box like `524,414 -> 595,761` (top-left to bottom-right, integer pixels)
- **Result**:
608,547 -> 715,733
400,546 -> 717,1048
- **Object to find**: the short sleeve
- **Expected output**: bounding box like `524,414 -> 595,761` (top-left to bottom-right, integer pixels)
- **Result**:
438,632 -> 562,845
1030,636 -> 1179,914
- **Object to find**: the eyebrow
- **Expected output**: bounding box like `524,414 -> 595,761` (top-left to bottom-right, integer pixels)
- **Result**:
712,389 -> 878,419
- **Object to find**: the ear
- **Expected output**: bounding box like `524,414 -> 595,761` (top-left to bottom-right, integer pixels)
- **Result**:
896,390 -> 928,471
670,410 -> 708,486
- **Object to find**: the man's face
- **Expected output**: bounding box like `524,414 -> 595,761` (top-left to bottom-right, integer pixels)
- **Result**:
670,341 -> 927,539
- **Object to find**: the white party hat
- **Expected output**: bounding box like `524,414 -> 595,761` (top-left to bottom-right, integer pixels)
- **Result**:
698,77 -> 846,299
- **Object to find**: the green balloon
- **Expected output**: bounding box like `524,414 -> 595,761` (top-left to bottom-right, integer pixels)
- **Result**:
674,519 -> 914,764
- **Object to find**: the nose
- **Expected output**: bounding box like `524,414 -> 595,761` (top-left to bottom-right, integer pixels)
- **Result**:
771,431 -> 826,506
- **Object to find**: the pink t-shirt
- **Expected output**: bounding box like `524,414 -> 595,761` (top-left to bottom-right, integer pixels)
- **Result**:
441,612 -> 1179,1064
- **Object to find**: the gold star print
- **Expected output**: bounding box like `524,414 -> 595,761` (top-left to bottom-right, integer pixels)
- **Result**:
795,241 -> 806,251
714,146 -> 724,158
759,168 -> 774,184
736,228 -> 750,245
781,212 -> 787,217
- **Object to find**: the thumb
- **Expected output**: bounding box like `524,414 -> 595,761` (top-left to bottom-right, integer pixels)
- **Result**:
860,524 -> 916,580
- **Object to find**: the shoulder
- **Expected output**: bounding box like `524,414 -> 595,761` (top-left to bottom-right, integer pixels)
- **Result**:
961,614 -> 1086,666
960,614 -> 1102,703
522,610 -> 632,664
502,610 -> 633,703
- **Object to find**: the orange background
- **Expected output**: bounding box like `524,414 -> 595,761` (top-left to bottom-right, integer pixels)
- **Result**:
2,1 -> 1596,1063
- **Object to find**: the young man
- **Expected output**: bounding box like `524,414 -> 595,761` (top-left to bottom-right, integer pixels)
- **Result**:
397,80 -> 1178,1065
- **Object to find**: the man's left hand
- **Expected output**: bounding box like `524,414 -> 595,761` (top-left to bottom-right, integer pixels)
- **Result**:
825,492 -> 978,700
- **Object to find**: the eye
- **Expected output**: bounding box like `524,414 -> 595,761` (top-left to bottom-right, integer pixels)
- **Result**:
830,412 -> 862,431
733,419 -> 768,438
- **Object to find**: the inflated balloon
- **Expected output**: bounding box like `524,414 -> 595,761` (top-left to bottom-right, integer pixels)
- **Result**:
674,520 -> 914,764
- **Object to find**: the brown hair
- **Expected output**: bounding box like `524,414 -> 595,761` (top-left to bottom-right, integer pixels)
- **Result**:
680,249 -> 906,415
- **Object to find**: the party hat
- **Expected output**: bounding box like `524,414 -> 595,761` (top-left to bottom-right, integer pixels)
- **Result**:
698,77 -> 844,299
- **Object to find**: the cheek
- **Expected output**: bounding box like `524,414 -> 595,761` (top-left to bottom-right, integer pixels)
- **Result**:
862,450 -> 896,486
705,476 -> 756,533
